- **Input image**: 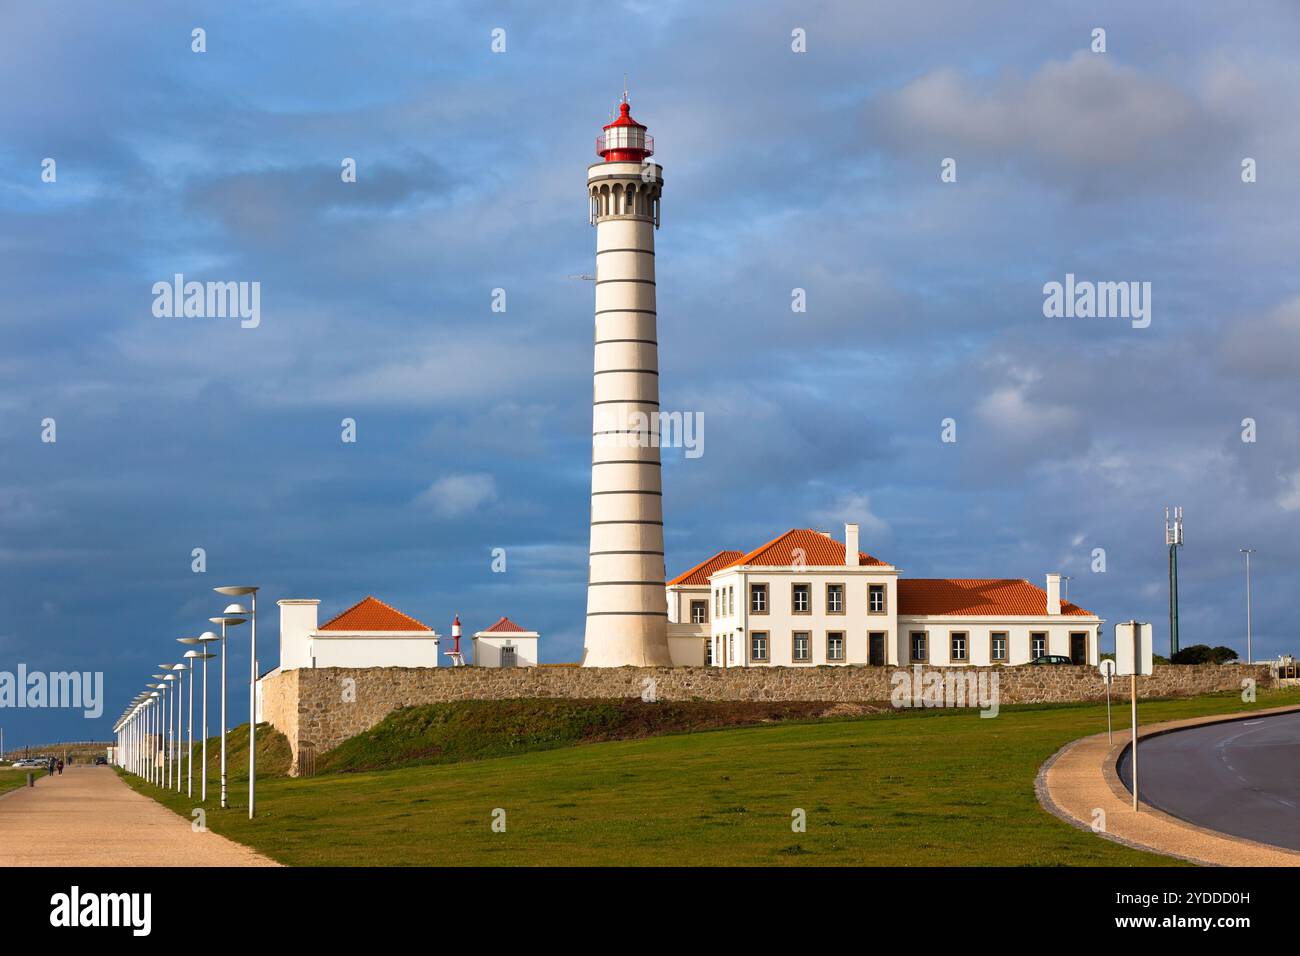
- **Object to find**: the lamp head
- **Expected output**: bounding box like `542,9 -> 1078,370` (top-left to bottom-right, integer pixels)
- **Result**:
214,586 -> 259,597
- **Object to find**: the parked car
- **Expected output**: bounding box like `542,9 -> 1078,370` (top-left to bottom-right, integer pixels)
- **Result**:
94,756 -> 108,766
1029,655 -> 1075,665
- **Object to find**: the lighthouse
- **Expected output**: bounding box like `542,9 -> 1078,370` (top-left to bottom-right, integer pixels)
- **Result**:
582,94 -> 673,667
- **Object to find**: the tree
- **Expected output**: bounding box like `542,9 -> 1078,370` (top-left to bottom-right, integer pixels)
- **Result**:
1170,644 -> 1239,665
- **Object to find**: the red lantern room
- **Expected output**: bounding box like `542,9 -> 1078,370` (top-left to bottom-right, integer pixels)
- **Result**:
597,99 -> 654,163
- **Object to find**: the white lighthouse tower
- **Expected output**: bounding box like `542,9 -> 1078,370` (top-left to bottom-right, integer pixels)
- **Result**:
582,94 -> 672,667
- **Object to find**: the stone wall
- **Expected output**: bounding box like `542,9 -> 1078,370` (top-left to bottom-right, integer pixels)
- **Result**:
260,663 -> 1273,775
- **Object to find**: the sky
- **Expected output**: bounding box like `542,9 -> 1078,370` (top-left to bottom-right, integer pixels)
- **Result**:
1,1 -> 1298,747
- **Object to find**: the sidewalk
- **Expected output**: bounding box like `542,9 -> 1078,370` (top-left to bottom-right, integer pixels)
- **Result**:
1037,704 -> 1300,866
0,766 -> 278,867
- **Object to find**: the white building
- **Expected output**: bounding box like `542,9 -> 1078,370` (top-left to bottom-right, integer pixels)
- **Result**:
473,617 -> 540,668
277,596 -> 441,670
666,525 -> 1101,668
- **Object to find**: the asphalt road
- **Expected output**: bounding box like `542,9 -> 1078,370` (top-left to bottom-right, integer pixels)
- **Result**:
1117,710 -> 1300,851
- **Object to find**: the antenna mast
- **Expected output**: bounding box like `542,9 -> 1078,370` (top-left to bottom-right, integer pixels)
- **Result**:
1164,506 -> 1183,658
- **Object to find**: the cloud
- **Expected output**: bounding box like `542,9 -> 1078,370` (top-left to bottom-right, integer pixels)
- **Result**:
414,473 -> 498,517
1218,296 -> 1300,382
867,51 -> 1236,196
811,493 -> 891,540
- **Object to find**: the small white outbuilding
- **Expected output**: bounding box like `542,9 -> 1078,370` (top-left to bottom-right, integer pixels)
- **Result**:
472,617 -> 539,668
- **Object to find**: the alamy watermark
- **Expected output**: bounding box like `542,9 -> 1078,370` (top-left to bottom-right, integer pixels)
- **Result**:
593,408 -> 704,458
1042,273 -> 1150,329
152,274 -> 260,328
890,665 -> 999,718
0,665 -> 104,718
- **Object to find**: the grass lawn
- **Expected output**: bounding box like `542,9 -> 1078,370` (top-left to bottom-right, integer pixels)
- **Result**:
0,768 -> 45,795
120,687 -> 1300,866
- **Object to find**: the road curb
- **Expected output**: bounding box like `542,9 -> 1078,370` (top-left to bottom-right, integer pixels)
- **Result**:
1036,703 -> 1300,867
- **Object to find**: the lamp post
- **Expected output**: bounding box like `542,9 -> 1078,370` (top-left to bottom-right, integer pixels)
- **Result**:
172,663 -> 189,792
147,688 -> 163,784
183,633 -> 222,801
211,609 -> 247,809
151,677 -> 169,786
215,586 -> 259,819
180,653 -> 199,797
1240,548 -> 1255,664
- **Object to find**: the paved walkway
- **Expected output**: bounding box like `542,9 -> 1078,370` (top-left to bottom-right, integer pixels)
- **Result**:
1037,704 -> 1300,866
0,766 -> 278,866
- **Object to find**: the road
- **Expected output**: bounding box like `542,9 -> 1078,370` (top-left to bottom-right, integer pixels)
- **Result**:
0,765 -> 278,866
1118,710 -> 1300,851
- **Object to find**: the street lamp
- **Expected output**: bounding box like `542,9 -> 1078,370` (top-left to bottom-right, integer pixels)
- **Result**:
147,687 -> 164,785
179,652 -> 199,797
151,676 -> 170,787
183,633 -> 221,802
210,609 -> 247,809
215,586 -> 259,819
171,663 -> 189,793
1240,548 -> 1256,664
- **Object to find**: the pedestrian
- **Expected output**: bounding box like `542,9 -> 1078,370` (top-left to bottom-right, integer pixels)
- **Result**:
57,758 -> 64,776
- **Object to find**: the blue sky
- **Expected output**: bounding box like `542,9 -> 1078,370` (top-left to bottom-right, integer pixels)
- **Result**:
2,1 -> 1298,746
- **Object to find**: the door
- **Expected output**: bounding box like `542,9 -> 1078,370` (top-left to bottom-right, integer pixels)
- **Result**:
1069,633 -> 1087,665
869,632 -> 886,666
500,646 -> 517,668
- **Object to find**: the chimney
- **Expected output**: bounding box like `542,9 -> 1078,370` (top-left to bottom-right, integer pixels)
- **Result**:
278,599 -> 320,671
1045,574 -> 1061,615
844,523 -> 860,567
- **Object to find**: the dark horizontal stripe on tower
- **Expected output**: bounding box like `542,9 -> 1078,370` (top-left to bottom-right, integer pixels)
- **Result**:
590,489 -> 662,496
591,459 -> 661,466
595,338 -> 658,346
588,549 -> 665,556
586,611 -> 668,617
595,308 -> 656,316
595,248 -> 655,256
595,278 -> 655,286
593,399 -> 659,406
593,368 -> 658,376
590,519 -> 664,526
587,581 -> 668,587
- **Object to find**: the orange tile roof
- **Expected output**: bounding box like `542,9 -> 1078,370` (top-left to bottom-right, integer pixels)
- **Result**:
319,596 -> 432,632
897,579 -> 1095,617
483,616 -> 530,633
667,549 -> 744,586
734,529 -> 890,568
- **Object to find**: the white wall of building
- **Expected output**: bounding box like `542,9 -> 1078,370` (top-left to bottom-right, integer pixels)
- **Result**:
310,633 -> 440,668
473,634 -> 539,668
278,599 -> 321,670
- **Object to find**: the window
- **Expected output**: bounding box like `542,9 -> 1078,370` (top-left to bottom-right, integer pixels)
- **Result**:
792,632 -> 811,662
750,632 -> 769,663
950,632 -> 967,663
792,583 -> 811,614
826,584 -> 845,614
728,587 -> 734,617
990,632 -> 1008,662
690,600 -> 707,624
714,590 -> 720,617
1031,632 -> 1047,659
728,633 -> 735,662
827,632 -> 845,661
909,631 -> 928,663
704,636 -> 713,666
750,583 -> 768,614
869,584 -> 886,614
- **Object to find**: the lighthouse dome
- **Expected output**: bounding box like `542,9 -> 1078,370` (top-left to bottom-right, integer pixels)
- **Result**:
597,100 -> 654,162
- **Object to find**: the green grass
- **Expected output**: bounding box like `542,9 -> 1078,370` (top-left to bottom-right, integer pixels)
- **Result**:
0,768 -> 45,794
316,698 -> 844,773
119,687 -> 1300,866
